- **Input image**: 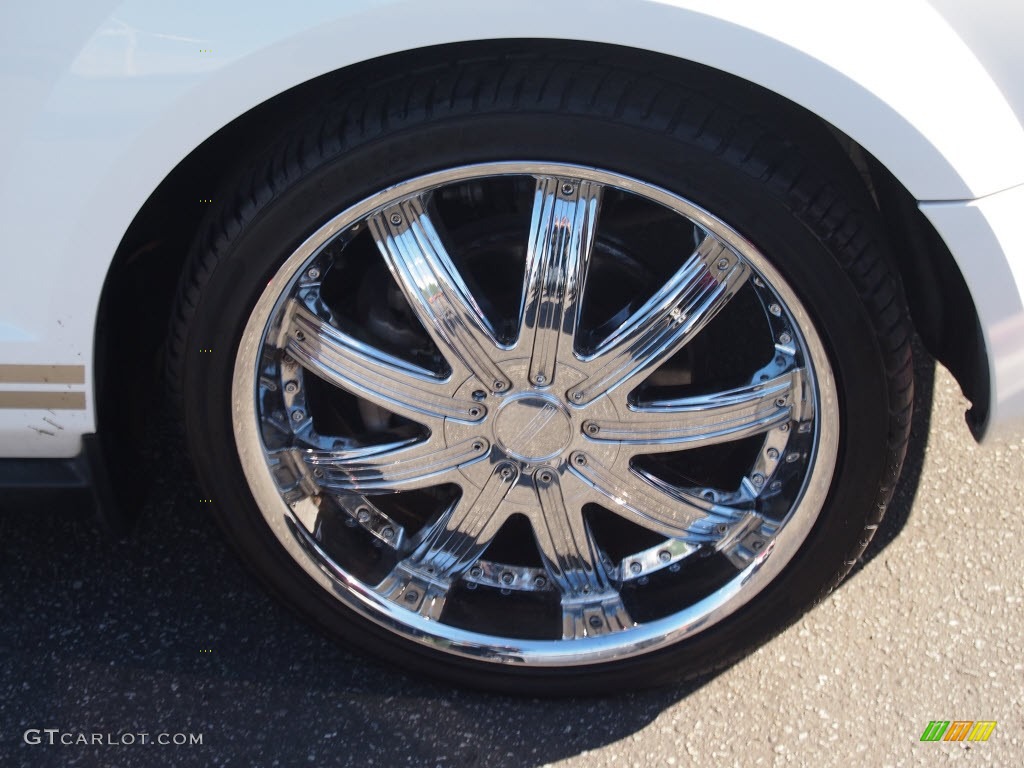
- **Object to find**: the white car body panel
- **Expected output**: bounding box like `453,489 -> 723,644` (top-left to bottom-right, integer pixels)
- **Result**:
1,0 -> 1023,457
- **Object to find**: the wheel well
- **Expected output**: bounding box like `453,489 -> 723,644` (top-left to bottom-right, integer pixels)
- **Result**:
94,38 -> 988,523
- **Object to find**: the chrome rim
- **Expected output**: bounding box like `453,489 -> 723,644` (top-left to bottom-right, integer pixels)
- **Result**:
233,163 -> 839,666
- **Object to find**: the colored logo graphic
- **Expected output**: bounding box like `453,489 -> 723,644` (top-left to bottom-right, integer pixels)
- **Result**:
920,721 -> 996,742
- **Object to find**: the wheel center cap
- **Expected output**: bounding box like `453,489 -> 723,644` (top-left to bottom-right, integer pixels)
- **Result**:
493,393 -> 573,462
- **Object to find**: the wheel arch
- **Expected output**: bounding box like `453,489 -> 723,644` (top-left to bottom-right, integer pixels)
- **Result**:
94,37 -> 991,526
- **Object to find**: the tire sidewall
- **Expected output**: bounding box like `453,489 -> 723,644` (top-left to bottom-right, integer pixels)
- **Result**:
182,110 -> 892,692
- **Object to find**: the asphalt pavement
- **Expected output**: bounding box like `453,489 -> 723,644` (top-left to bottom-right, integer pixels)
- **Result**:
1,346 -> 1021,768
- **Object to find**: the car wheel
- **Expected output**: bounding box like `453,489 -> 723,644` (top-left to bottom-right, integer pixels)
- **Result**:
170,52 -> 912,694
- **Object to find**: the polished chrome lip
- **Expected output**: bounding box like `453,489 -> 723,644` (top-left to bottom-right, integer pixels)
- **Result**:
233,162 -> 840,666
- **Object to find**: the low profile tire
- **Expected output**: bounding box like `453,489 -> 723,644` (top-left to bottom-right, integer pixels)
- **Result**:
170,52 -> 912,694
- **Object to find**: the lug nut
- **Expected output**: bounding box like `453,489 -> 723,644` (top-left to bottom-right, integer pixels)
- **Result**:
472,390 -> 486,401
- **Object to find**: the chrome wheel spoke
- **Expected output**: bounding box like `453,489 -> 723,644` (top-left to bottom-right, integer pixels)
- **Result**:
284,302 -> 483,426
298,437 -> 489,493
569,453 -> 732,539
375,462 -> 519,619
568,234 -> 749,405
517,177 -> 601,388
587,370 -> 804,454
531,471 -> 634,638
369,196 -> 511,393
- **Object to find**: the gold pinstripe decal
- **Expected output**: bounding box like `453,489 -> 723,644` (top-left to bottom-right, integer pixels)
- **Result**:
0,392 -> 86,409
0,364 -> 86,384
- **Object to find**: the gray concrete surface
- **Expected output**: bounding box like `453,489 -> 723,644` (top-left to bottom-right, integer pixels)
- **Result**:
1,352 -> 1021,767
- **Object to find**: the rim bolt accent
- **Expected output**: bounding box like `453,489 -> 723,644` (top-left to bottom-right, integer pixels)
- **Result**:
780,423 -> 790,433
573,454 -> 587,467
281,354 -> 295,367
390,213 -> 402,225
561,182 -> 575,195
493,380 -> 506,391
306,267 -> 320,280
716,523 -> 729,535
752,540 -> 765,551
572,392 -> 583,401
356,507 -> 370,523
291,410 -> 305,422
629,562 -> 642,575
585,422 -> 600,436
500,466 -> 515,480
468,406 -> 482,418
294,330 -> 305,341
779,332 -> 792,344
501,572 -> 514,585
284,381 -> 298,394
716,257 -> 730,271
752,473 -> 765,487
786,452 -> 800,463
404,590 -> 418,603
471,390 -> 486,401
588,616 -> 602,629
537,470 -> 553,483
473,441 -> 484,451
533,576 -> 547,588
381,527 -> 395,540
769,303 -> 782,316
535,373 -> 546,385
312,468 -> 324,479
469,566 -> 483,578
767,448 -> 779,460
658,550 -> 671,563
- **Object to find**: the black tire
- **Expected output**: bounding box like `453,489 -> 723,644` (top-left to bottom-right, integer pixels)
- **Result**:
169,48 -> 912,695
